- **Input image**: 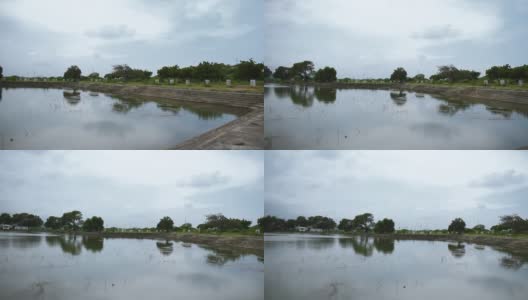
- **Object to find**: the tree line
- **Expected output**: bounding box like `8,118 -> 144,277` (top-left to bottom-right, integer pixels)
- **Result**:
0,211 -> 103,232
272,61 -> 337,82
156,213 -> 254,232
257,213 -> 528,235
257,213 -> 395,234
45,59 -> 266,82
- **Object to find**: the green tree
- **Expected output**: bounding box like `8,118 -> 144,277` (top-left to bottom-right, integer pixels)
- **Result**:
413,74 -> 425,81
448,218 -> 466,234
307,216 -> 336,230
45,216 -> 63,230
351,213 -> 375,233
338,218 -> 354,231
61,210 -> 83,230
88,72 -> 100,79
0,65 -> 3,79
496,214 -> 528,233
157,216 -> 174,232
273,66 -> 291,81
82,216 -> 104,232
473,224 -> 486,232
12,213 -> 43,227
180,223 -> 193,231
373,218 -> 395,234
157,65 -> 180,79
264,66 -> 272,78
64,65 -> 82,81
296,216 -> 309,227
0,213 -> 12,224
390,67 -> 407,83
314,67 -> 337,82
257,215 -> 286,232
234,59 -> 264,81
291,61 -> 315,81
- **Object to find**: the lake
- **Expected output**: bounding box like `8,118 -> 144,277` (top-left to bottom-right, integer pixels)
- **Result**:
0,88 -> 240,149
0,232 -> 263,300
265,234 -> 528,300
264,85 -> 528,149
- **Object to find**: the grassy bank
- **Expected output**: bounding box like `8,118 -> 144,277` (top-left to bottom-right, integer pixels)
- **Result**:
1,78 -> 264,93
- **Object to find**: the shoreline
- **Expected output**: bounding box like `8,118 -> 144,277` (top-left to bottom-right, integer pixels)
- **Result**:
270,82 -> 528,106
0,81 -> 264,149
266,232 -> 528,256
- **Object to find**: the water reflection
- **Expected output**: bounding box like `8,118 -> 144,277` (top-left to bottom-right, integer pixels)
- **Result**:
314,88 -> 336,104
373,237 -> 395,254
339,236 -> 373,257
199,244 -> 263,266
390,91 -> 407,106
82,236 -> 104,253
156,240 -> 174,256
500,254 -> 528,270
63,90 -> 81,105
486,106 -> 513,119
7,235 -> 43,249
447,242 -> 466,258
46,235 -> 82,255
290,86 -> 315,107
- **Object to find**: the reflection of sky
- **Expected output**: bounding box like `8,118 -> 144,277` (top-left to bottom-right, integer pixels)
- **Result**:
0,233 -> 263,300
265,87 -> 528,149
265,234 -> 528,300
0,88 -> 237,149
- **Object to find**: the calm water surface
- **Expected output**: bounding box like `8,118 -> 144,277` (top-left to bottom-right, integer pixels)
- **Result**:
0,88 -> 240,149
265,234 -> 528,300
264,85 -> 528,149
0,232 -> 263,300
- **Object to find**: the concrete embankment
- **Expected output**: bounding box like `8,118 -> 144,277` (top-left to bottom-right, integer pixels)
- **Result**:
0,81 -> 264,149
287,82 -> 528,106
81,232 -> 264,255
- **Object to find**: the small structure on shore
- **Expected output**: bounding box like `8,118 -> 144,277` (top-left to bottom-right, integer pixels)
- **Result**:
169,79 -> 174,85
185,79 -> 190,85
519,80 -> 524,86
1,224 -> 13,230
250,79 -> 256,87
484,80 -> 489,86
500,79 -> 506,86
226,79 -> 232,87
295,226 -> 308,232
205,79 -> 210,86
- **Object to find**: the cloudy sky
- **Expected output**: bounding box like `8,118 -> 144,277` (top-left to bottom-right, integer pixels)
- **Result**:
265,0 -> 528,78
0,151 -> 263,228
265,151 -> 528,229
0,0 -> 262,76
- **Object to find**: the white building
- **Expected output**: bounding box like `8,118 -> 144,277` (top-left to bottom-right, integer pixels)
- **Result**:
295,226 -> 308,232
309,227 -> 323,233
1,224 -> 12,230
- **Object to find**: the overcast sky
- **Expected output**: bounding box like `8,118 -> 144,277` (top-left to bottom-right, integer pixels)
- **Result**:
265,151 -> 528,229
0,151 -> 263,228
0,0 -> 262,77
265,0 -> 528,78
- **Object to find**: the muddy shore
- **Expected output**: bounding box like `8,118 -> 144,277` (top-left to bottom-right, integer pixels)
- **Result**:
0,81 -> 264,149
81,232 -> 264,256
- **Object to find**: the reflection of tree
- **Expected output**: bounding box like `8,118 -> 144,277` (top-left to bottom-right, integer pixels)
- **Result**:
339,236 -> 374,257
314,87 -> 336,104
10,235 -> 42,249
390,91 -> 407,106
63,90 -> 81,105
0,88 -> 2,102
82,236 -> 104,253
46,235 -> 82,255
373,238 -> 395,254
486,106 -> 513,119
290,86 -> 315,107
305,238 -> 336,250
447,242 -> 465,258
198,244 -> 262,266
183,106 -> 223,120
499,254 -> 528,270
437,99 -> 472,116
156,240 -> 174,256
111,97 -> 145,113
273,87 -> 291,99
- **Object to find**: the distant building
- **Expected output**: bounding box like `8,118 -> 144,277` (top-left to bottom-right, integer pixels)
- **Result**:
295,226 -> 308,232
14,226 -> 29,231
309,227 -> 323,233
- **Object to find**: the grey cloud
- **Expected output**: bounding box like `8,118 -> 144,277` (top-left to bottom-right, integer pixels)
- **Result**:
412,25 -> 461,40
186,172 -> 230,188
470,170 -> 526,188
85,25 -> 136,40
